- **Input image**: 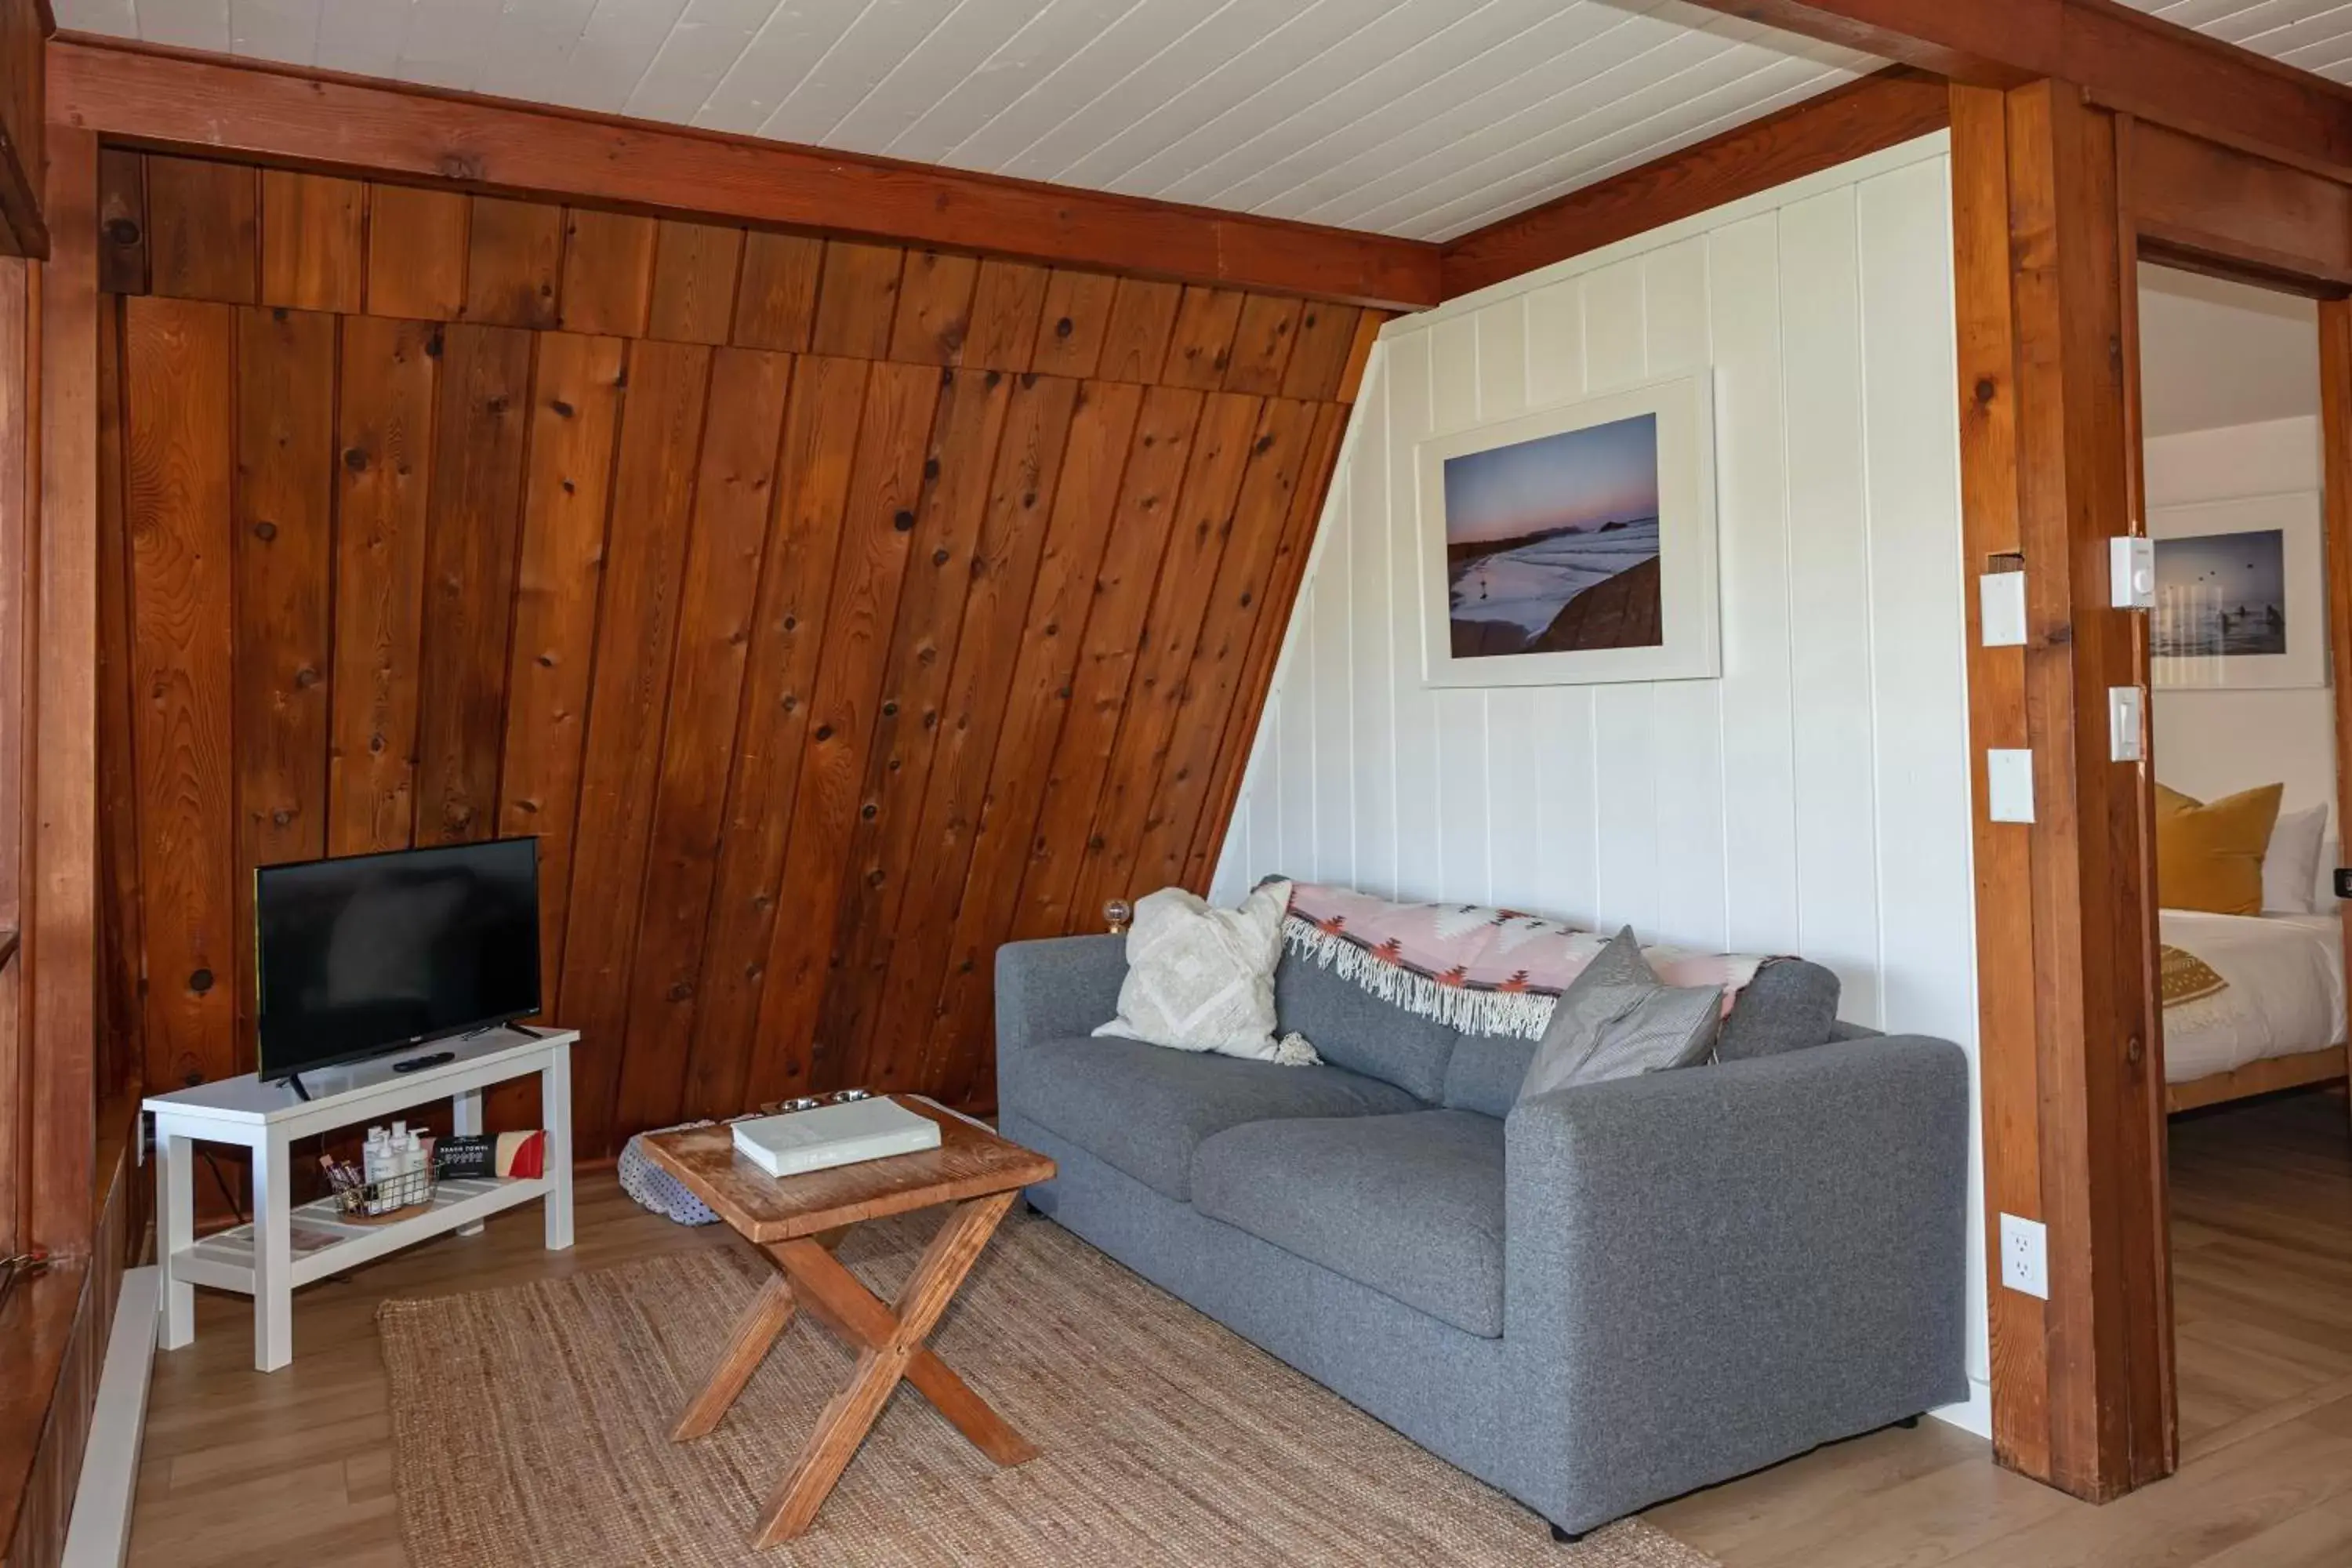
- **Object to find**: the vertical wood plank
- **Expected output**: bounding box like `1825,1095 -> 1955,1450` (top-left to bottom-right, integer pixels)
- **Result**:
821,364 -> 1016,1086
888,249 -> 978,365
746,361 -> 942,1101
561,339 -> 713,1153
412,324 -> 535,846
97,148 -> 148,296
1160,286 -> 1246,390
495,332 -> 627,1018
124,296 -> 238,1091
648,220 -> 745,345
0,260 -> 23,1250
682,354 -> 869,1120
32,129 -> 105,1240
1029,270 -> 1118,378
1279,303 -> 1365,401
1337,310 -> 1385,403
1124,397 -> 1319,903
145,156 -> 257,304
810,241 -> 906,359
94,294 -> 147,1098
560,208 -> 659,337
1185,401 -> 1345,893
733,231 -> 823,353
463,197 -> 564,329
960,260 -> 1047,372
365,184 -> 468,321
232,305 -> 336,1071
327,316 -> 438,856
234,307 -> 336,872
1221,294 -> 1303,394
1094,278 -> 1182,383
260,171 -> 365,314
914,380 -> 1144,1100
862,373 -> 1079,1091
1011,385 -> 1203,941
613,348 -> 794,1132
1069,390 -> 1260,920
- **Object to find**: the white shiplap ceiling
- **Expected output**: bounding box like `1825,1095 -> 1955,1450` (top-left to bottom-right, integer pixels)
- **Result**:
2120,0 -> 2352,82
53,0 -> 1875,241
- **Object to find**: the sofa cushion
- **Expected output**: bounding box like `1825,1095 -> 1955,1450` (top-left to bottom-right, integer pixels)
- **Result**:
1003,1033 -> 1418,1202
1715,958 -> 1842,1062
1190,1110 -> 1504,1338
1440,1034 -> 1534,1120
1273,949 -> 1458,1102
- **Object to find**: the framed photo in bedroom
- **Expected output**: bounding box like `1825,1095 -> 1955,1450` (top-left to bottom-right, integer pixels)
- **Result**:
1414,372 -> 1719,688
2150,492 -> 2328,690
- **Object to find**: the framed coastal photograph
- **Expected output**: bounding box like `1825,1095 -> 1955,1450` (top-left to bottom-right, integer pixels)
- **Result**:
1416,372 -> 1718,688
2150,492 -> 2326,689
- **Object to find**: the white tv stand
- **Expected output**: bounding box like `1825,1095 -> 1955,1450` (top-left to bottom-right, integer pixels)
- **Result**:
143,1026 -> 575,1372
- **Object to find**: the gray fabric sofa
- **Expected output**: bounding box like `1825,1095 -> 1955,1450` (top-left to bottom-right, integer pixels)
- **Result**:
995,933 -> 1970,1539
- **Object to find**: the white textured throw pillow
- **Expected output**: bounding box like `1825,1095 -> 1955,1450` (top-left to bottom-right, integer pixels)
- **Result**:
2263,803 -> 2328,914
1094,882 -> 1316,1062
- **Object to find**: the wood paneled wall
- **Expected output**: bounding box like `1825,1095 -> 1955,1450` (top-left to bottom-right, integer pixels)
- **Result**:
101,154 -> 1373,1157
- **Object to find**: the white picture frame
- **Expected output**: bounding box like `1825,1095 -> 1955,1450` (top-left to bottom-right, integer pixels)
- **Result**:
2149,492 -> 2328,690
1415,371 -> 1719,688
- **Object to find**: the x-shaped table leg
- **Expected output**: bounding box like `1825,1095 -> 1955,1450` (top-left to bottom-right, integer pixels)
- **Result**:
670,1190 -> 1036,1548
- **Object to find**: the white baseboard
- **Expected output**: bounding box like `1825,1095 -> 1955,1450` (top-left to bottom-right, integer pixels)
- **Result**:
1931,1377 -> 1993,1439
62,1265 -> 158,1568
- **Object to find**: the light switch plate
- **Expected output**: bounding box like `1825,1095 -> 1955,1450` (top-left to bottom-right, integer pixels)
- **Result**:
2001,1212 -> 2049,1299
2108,686 -> 2143,762
1980,572 -> 2027,647
2111,536 -> 2155,609
1987,749 -> 2034,823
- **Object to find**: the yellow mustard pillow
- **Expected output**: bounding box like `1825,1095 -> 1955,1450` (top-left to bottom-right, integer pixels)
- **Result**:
2154,782 -> 2283,916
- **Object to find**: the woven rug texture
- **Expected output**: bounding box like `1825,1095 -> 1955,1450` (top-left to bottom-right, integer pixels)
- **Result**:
379,1209 -> 1722,1567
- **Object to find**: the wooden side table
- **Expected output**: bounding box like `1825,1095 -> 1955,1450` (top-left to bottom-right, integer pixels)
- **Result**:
641,1097 -> 1054,1548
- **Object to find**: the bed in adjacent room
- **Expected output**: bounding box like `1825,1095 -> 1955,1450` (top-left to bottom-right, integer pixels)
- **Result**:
2161,909 -> 2347,1112
2154,780 -> 2347,1110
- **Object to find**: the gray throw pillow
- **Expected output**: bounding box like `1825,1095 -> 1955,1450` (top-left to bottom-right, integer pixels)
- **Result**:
1515,926 -> 1722,1102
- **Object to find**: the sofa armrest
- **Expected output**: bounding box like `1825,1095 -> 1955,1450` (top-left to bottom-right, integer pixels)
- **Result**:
995,935 -> 1128,1059
1499,1035 -> 1970,1533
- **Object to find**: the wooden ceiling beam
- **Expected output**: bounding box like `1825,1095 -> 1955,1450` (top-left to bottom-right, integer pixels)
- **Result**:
44,35 -> 1443,311
1679,1 -> 2352,173
1440,67 -> 1950,299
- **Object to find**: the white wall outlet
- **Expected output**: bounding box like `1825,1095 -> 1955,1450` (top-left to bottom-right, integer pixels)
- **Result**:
1980,571 -> 2027,647
2001,1212 -> 2049,1299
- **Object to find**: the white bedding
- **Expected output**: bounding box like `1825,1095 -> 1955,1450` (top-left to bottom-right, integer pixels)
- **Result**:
2160,910 -> 2346,1083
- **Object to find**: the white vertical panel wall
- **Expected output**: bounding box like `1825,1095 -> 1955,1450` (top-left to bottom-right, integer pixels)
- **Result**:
1210,134 -> 1990,1423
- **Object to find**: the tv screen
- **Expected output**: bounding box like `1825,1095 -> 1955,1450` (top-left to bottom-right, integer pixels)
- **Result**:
256,839 -> 543,1082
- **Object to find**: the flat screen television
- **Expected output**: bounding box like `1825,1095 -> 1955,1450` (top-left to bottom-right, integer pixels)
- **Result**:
256,838 -> 542,1083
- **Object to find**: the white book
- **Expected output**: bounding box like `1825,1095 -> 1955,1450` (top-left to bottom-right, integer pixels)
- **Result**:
731,1098 -> 942,1178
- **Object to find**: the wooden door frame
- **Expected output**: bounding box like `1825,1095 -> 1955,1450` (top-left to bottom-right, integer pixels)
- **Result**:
1955,78 -> 2352,1504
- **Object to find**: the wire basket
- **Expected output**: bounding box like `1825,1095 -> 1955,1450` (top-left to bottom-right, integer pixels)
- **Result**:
331,1164 -> 438,1224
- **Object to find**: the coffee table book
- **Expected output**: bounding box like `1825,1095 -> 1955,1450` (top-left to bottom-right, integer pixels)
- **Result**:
730,1097 -> 942,1178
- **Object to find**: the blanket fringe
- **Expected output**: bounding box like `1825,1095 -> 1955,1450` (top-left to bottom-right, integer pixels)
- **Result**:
1283,916 -> 1556,1040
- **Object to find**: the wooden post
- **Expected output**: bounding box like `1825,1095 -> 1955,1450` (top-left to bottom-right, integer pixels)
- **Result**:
27,124 -> 99,1252
1950,79 -> 2173,1501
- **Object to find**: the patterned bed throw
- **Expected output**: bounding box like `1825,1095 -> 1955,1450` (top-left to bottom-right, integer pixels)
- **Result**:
1280,881 -> 1768,1039
2158,943 -> 2230,1009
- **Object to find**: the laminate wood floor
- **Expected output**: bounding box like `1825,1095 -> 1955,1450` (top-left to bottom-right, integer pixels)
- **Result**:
129,1091 -> 2352,1567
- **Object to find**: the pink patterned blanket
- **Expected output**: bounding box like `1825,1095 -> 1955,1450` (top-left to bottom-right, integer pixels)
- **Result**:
1282,881 -> 1770,1039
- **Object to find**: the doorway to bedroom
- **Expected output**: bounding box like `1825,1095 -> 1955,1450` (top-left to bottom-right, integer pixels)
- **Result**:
2136,262 -> 2352,1454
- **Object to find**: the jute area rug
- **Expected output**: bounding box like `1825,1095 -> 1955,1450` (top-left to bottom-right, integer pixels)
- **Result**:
380,1209 -> 1721,1567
